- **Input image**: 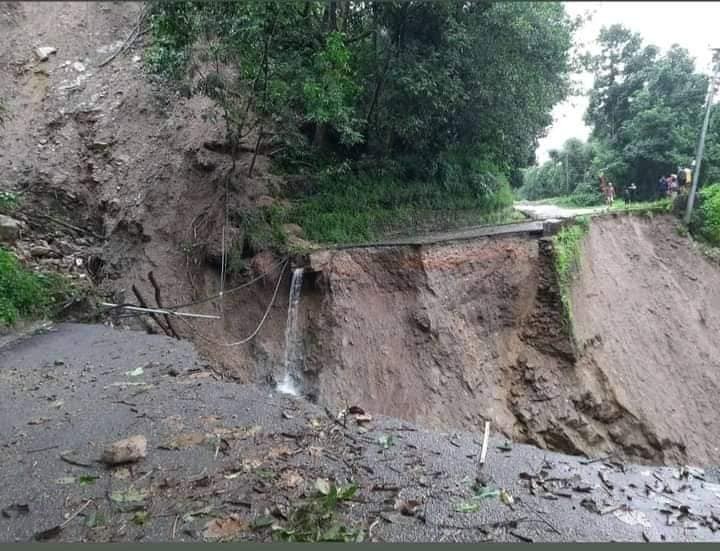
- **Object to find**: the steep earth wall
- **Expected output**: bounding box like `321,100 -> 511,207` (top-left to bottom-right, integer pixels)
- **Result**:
571,214 -> 720,465
300,216 -> 720,466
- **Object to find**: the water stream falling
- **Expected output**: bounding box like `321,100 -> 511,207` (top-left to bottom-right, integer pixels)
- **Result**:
276,267 -> 304,396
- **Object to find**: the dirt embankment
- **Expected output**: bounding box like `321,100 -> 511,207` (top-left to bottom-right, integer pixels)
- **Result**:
571,214 -> 720,465
0,2 -> 292,375
300,216 -> 720,466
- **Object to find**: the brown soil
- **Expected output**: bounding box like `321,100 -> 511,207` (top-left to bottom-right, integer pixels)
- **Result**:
302,216 -> 720,465
572,214 -> 720,465
0,1 -> 290,376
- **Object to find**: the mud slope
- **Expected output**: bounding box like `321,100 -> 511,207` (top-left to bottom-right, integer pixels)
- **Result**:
572,214 -> 720,465
0,2 -> 290,377
303,235 -> 658,462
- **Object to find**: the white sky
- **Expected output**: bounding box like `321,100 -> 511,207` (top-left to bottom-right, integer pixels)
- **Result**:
535,1 -> 720,164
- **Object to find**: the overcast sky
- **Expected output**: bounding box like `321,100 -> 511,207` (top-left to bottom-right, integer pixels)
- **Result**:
535,1 -> 720,164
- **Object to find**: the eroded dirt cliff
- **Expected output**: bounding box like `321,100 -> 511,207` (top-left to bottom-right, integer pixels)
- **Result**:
300,217 -> 720,465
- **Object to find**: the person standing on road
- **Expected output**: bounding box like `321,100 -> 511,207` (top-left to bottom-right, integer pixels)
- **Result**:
606,182 -> 615,206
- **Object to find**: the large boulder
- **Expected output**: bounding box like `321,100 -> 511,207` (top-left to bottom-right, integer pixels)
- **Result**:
0,215 -> 22,244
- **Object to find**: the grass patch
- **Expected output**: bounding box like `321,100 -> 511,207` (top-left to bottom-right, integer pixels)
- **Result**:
270,480 -> 363,543
552,217 -> 589,338
284,170 -> 516,245
609,197 -> 671,213
0,248 -> 74,326
0,191 -> 20,214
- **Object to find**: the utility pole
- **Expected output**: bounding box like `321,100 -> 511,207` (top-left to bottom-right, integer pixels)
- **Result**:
685,48 -> 720,225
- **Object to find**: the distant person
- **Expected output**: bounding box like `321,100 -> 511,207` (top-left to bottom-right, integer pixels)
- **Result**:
668,174 -> 679,199
605,182 -> 615,206
657,175 -> 667,199
624,182 -> 637,204
677,168 -> 686,188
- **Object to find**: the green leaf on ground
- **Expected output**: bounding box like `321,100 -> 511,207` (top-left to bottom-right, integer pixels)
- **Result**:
377,434 -> 394,449
132,510 -> 150,525
110,487 -> 148,504
79,474 -> 99,486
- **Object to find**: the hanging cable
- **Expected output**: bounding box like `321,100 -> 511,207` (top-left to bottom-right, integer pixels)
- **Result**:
175,258 -> 289,347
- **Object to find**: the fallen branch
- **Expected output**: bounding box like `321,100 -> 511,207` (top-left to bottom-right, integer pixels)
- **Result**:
98,8 -> 147,68
29,213 -> 105,240
60,500 -> 93,528
149,271 -> 180,339
132,284 -> 172,337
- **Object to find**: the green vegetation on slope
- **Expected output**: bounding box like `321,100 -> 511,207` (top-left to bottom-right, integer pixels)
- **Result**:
0,248 -> 72,326
146,1 -> 575,244
552,218 -> 589,337
691,183 -> 720,246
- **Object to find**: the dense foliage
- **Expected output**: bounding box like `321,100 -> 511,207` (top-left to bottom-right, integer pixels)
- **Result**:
147,1 -> 576,242
692,183 -> 720,245
521,25 -> 720,203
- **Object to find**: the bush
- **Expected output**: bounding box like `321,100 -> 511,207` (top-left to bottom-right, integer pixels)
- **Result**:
0,248 -> 69,326
694,183 -> 720,245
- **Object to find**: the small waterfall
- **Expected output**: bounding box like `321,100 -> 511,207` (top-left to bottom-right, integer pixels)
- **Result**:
277,267 -> 304,396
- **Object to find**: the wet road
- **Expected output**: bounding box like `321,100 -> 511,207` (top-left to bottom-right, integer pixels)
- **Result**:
1,323 -> 719,542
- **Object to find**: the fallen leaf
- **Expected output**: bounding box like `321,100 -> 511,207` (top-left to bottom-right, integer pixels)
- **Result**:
132,510 -> 150,525
500,489 -> 514,506
454,501 -> 481,513
55,477 -> 76,485
224,471 -> 243,480
51,400 -> 65,409
614,508 -> 651,528
101,435 -> 147,465
110,487 -> 148,504
580,498 -> 600,514
315,478 -> 332,496
267,445 -> 292,460
377,434 -> 394,449
85,511 -> 106,528
497,441 -> 512,452
79,474 -> 99,486
354,414 -> 373,425
252,515 -> 274,529
34,525 -> 62,541
125,367 -> 144,377
394,499 -> 421,516
281,411 -> 294,419
183,505 -> 214,523
159,432 -> 205,450
1,504 -> 29,518
348,406 -> 365,415
203,516 -> 248,541
28,417 -> 51,426
279,469 -> 304,489
112,468 -> 131,480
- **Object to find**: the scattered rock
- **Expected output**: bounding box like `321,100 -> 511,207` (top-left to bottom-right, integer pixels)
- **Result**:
0,214 -> 22,244
35,46 -> 57,61
30,243 -> 58,258
100,435 -> 147,465
71,61 -> 85,72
